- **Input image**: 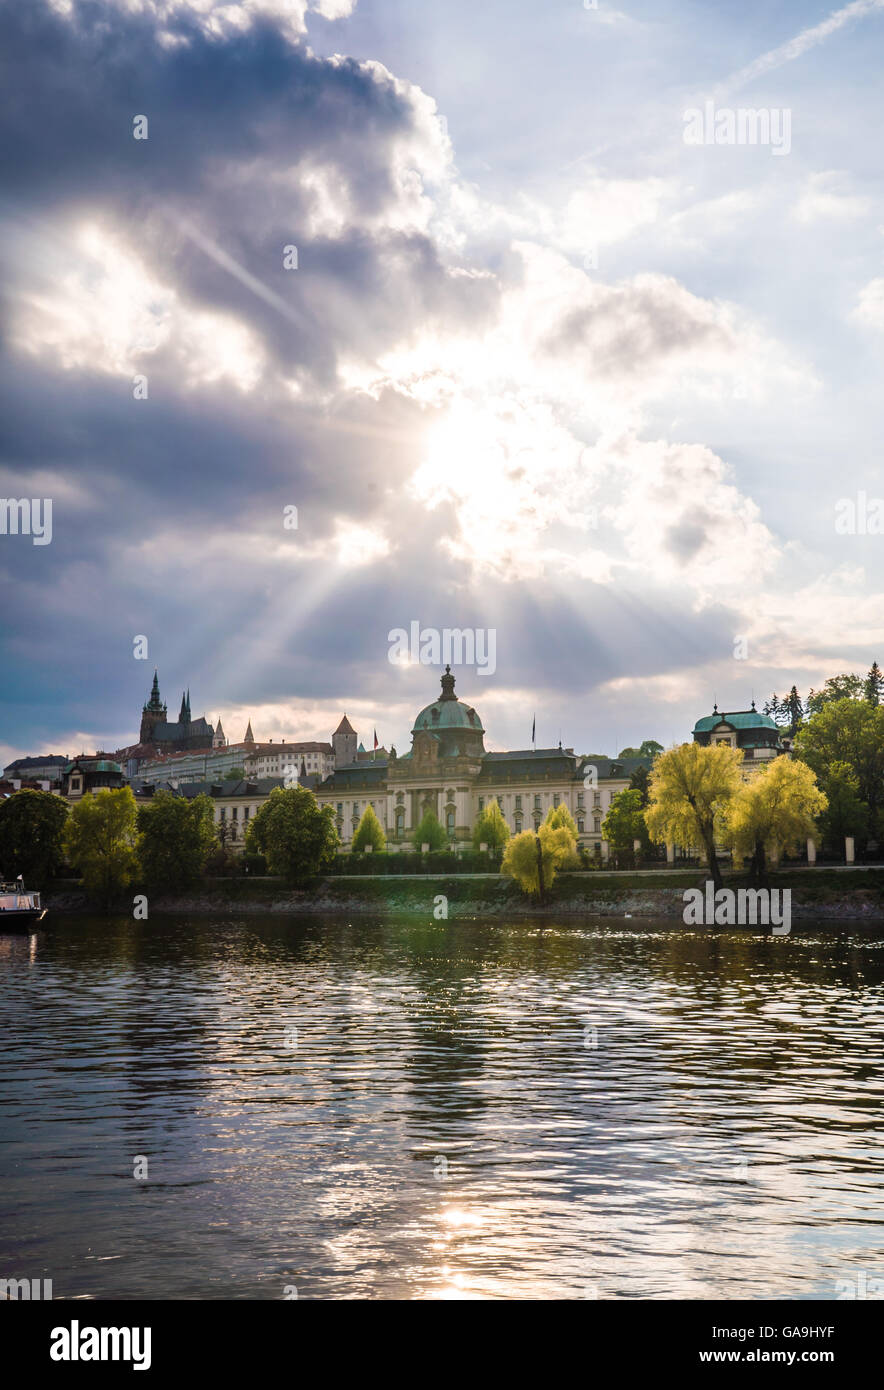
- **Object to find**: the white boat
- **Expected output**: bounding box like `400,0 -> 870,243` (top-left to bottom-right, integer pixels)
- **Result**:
0,879 -> 47,931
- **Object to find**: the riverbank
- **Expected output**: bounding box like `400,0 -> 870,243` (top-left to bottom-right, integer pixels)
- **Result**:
43,868 -> 884,919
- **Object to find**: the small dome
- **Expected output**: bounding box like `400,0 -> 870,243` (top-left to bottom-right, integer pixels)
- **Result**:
411,667 -> 484,735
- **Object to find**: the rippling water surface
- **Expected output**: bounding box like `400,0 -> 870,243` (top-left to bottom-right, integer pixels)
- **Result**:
1,913 -> 883,1300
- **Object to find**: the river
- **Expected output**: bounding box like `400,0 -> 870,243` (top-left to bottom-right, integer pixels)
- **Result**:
1,913 -> 883,1300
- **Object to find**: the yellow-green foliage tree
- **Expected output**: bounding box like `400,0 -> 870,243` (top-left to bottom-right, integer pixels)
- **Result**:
543,803 -> 581,867
472,797 -> 510,853
62,786 -> 140,909
501,823 -> 576,903
351,803 -> 386,853
644,742 -> 744,890
723,757 -> 827,885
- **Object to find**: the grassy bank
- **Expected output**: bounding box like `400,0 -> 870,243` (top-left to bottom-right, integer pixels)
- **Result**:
43,869 -> 884,919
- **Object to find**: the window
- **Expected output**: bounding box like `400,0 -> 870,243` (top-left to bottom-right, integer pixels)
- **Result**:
578,819 -> 585,833
232,807 -> 238,820
396,812 -> 404,835
446,810 -> 455,833
553,793 -> 560,807
244,806 -> 250,820
514,816 -> 522,833
593,792 -> 601,808
220,808 -> 226,821
478,797 -> 484,812
534,795 -> 541,810
515,795 -> 522,811
337,803 -> 343,815
577,792 -> 584,808
594,817 -> 600,833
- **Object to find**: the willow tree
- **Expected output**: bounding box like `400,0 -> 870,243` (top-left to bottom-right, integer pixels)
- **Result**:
644,743 -> 744,890
502,823 -> 576,904
723,756 -> 827,885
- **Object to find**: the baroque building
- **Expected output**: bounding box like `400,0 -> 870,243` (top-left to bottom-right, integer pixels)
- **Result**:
692,702 -> 788,777
314,666 -> 651,853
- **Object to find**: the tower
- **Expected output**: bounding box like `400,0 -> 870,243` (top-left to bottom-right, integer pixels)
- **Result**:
213,717 -> 227,750
333,715 -> 357,767
140,670 -> 168,743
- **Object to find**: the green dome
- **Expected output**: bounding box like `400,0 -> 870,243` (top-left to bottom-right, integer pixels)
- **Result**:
411,666 -> 484,736
412,700 -> 484,734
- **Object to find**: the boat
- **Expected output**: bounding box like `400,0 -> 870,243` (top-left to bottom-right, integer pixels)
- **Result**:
0,879 -> 47,930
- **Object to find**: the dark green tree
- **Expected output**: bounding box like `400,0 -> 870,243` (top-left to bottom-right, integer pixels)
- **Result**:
245,786 -> 339,883
785,685 -> 804,736
805,673 -> 863,718
864,662 -> 883,707
629,764 -> 651,806
794,699 -> 884,842
137,790 -> 217,892
0,789 -> 69,887
412,809 -> 447,853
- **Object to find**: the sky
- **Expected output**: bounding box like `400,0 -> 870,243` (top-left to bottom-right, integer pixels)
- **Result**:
1,0 -> 883,765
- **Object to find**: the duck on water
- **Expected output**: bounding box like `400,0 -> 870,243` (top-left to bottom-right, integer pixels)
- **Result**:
0,878 -> 47,930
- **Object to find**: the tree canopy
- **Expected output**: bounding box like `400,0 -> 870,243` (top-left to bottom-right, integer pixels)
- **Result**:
137,790 -> 216,892
501,823 -> 576,901
473,797 -> 510,852
0,789 -> 69,886
63,786 -> 140,907
413,809 -> 447,853
793,697 -> 884,841
351,803 -> 386,853
245,786 -> 338,882
723,757 -> 826,884
644,742 -> 744,889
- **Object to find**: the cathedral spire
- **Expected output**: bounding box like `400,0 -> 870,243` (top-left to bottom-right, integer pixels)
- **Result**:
244,720 -> 255,745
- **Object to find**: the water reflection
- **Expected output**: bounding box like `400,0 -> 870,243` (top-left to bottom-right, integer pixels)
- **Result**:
0,914 -> 883,1299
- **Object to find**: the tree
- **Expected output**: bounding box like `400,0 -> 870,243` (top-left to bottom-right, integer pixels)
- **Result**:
629,764 -> 651,806
543,803 -> 581,867
0,789 -> 69,887
817,762 -> 869,847
351,803 -> 386,853
602,789 -> 648,867
62,787 -> 140,908
137,790 -> 216,892
473,798 -> 510,852
412,809 -> 447,852
638,740 -> 663,760
864,662 -> 883,707
223,766 -> 245,781
245,786 -> 338,883
644,743 -> 744,890
805,673 -> 863,718
763,693 -> 782,721
793,698 -> 884,842
784,685 -> 804,736
723,758 -> 827,885
501,823 -> 576,903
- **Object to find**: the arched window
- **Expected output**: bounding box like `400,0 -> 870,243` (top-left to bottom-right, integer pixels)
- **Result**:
446,809 -> 455,834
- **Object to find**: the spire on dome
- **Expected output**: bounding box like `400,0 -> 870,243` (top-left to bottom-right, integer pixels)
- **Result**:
439,664 -> 456,701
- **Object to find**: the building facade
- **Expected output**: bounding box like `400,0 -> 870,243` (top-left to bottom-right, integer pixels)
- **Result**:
692,704 -> 787,777
313,667 -> 650,853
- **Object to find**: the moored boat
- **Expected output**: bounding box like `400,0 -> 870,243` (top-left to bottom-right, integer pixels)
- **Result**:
0,879 -> 47,931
